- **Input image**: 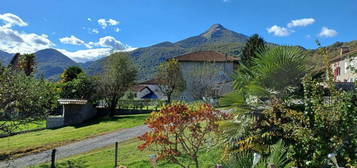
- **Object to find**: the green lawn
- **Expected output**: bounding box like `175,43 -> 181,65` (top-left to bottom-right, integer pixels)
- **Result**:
0,114 -> 148,160
0,120 -> 46,135
35,138 -> 222,168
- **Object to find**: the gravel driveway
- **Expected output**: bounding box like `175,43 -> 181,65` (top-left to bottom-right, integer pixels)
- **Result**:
0,125 -> 149,168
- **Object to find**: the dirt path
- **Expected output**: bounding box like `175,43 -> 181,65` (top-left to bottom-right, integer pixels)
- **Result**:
0,125 -> 149,168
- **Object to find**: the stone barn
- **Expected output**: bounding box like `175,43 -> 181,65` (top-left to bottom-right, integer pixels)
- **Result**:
46,99 -> 97,128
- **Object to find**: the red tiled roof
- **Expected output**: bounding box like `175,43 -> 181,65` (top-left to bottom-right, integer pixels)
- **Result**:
138,79 -> 159,85
174,51 -> 239,62
131,85 -> 147,92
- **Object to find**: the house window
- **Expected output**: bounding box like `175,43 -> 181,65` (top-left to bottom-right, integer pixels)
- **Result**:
334,67 -> 341,81
334,67 -> 341,76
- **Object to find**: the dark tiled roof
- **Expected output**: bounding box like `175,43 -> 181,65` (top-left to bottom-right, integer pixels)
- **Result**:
330,50 -> 357,63
174,51 -> 239,62
335,82 -> 355,91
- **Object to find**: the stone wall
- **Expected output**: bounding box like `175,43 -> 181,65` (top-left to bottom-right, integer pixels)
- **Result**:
63,103 -> 97,125
46,116 -> 65,129
46,103 -> 97,128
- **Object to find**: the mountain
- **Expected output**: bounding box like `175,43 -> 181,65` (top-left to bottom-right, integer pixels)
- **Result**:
175,24 -> 248,48
0,50 -> 13,65
85,24 -> 249,80
34,49 -> 78,79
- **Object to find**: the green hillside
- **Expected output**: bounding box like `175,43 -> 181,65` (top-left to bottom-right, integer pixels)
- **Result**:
306,40 -> 357,70
85,24 -> 248,80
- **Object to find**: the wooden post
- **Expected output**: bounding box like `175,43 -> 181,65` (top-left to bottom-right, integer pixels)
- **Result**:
51,149 -> 56,168
114,142 -> 118,168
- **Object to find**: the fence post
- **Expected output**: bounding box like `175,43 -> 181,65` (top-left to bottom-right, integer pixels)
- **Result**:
51,149 -> 56,168
114,142 -> 118,168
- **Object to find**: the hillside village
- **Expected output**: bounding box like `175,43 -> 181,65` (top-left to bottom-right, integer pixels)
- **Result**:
1,1 -> 357,168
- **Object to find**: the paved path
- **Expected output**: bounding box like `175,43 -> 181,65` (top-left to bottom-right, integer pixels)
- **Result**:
0,125 -> 149,168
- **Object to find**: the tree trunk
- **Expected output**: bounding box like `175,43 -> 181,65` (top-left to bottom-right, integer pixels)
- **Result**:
167,94 -> 171,104
109,97 -> 118,117
193,155 -> 199,168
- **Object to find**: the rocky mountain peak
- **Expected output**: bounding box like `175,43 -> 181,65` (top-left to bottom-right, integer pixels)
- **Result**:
201,24 -> 226,38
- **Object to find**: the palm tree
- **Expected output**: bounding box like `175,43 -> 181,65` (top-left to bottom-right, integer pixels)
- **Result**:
221,46 -> 306,154
222,140 -> 294,168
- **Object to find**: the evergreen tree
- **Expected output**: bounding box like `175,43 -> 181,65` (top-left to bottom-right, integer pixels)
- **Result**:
240,34 -> 266,67
60,66 -> 84,83
7,53 -> 36,76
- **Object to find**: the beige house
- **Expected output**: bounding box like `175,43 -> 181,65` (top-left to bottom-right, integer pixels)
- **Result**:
174,51 -> 239,101
330,47 -> 357,82
134,51 -> 239,102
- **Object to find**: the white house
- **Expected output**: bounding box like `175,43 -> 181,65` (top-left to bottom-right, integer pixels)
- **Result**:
330,47 -> 357,82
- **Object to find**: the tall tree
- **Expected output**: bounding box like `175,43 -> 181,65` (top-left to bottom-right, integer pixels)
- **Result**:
60,66 -> 84,83
8,53 -> 36,76
240,34 -> 266,67
20,54 -> 36,76
156,59 -> 186,103
0,62 -> 3,75
97,52 -> 137,116
59,72 -> 97,101
0,69 -> 58,134
8,53 -> 21,70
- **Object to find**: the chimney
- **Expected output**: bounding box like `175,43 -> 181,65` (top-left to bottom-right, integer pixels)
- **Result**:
340,47 -> 350,56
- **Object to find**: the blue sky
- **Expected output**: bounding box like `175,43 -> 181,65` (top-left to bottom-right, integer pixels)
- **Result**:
1,0 -> 356,62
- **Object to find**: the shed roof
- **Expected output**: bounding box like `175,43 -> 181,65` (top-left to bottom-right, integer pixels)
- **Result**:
58,99 -> 88,105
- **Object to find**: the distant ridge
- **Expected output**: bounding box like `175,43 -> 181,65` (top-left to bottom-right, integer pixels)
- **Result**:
85,24 -> 249,80
34,48 -> 78,79
0,50 -> 13,65
1,24 -> 355,81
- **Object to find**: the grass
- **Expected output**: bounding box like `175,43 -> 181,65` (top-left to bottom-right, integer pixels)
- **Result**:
0,120 -> 46,135
0,114 -> 148,160
35,138 -> 223,168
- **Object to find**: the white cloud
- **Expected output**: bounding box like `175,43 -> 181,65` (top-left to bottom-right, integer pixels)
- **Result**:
0,26 -> 54,53
87,18 -> 92,22
287,18 -> 315,28
57,36 -> 135,62
0,13 -> 135,62
319,27 -> 337,38
57,47 -> 136,63
59,35 -> 93,48
114,28 -> 120,32
57,48 -> 113,62
59,35 -> 85,45
91,28 -> 99,34
0,13 -> 28,28
96,36 -> 129,50
267,25 -> 291,37
97,18 -> 119,29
